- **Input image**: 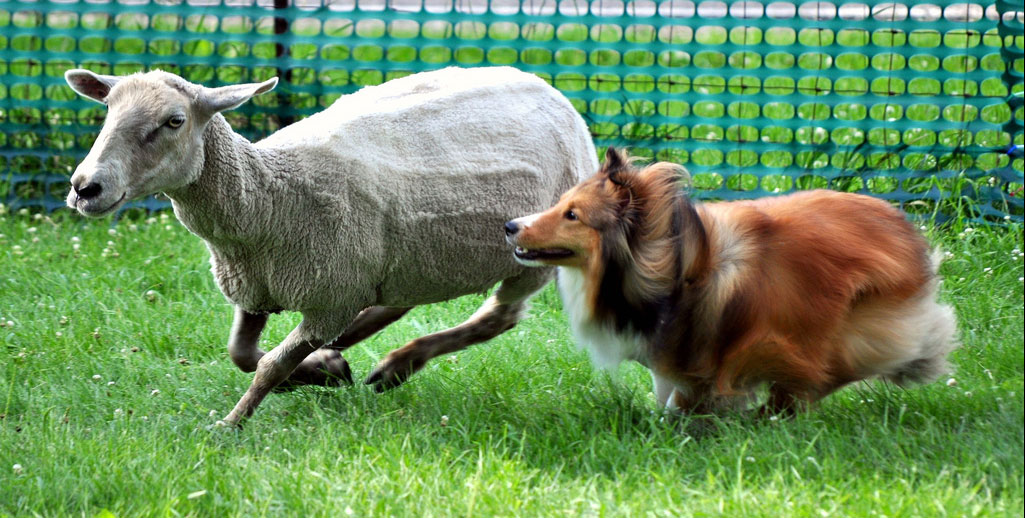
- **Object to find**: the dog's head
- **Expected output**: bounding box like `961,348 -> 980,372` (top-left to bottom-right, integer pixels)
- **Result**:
504,147 -> 687,270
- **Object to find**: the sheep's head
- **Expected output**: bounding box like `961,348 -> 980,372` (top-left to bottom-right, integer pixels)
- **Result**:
63,70 -> 277,217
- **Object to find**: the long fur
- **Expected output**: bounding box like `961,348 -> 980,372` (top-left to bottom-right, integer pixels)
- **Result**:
512,148 -> 959,415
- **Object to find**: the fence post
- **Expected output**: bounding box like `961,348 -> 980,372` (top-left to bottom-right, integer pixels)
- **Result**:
273,0 -> 295,128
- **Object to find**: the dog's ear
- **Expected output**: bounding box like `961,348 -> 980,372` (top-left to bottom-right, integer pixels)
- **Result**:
601,147 -> 631,187
597,148 -> 633,215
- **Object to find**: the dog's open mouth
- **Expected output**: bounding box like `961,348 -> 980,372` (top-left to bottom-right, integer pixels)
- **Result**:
514,247 -> 574,261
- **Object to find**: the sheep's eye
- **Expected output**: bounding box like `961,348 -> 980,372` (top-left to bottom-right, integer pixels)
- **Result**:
167,115 -> 185,129
564,210 -> 578,221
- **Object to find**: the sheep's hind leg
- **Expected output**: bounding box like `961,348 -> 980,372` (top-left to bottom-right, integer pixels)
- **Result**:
276,306 -> 411,390
364,269 -> 553,392
325,306 -> 412,351
226,307 -> 352,389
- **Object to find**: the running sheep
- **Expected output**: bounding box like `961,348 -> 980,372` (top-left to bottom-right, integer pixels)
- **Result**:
64,67 -> 597,426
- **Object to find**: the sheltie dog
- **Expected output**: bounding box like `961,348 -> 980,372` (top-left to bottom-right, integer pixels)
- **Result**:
504,148 -> 958,415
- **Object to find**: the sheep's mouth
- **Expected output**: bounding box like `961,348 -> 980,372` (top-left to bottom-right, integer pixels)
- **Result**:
79,192 -> 127,217
514,246 -> 574,261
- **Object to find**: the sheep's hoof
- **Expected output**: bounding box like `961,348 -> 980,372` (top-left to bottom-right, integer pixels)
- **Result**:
364,353 -> 423,393
273,349 -> 353,392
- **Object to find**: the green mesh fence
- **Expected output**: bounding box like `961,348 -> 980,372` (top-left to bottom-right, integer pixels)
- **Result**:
1,0 -> 1022,221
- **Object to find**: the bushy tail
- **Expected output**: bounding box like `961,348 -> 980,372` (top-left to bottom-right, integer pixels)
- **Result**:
885,249 -> 960,386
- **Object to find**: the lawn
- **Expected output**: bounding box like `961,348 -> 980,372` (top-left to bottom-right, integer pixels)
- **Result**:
1,206 -> 1022,517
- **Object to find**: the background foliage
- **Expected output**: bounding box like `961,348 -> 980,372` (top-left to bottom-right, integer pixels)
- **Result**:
0,0 -> 1022,220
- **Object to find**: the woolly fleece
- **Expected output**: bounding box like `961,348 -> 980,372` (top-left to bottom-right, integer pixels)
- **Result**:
168,67 -> 597,338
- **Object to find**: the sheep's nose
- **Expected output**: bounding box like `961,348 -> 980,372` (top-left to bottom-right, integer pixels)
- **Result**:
504,221 -> 520,236
74,182 -> 103,201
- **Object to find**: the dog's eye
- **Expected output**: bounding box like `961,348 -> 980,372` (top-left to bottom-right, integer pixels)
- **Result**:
167,115 -> 185,129
564,210 -> 578,221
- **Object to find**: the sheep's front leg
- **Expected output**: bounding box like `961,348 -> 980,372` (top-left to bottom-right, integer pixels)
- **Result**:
220,316 -> 347,427
227,308 -> 269,372
226,307 -> 352,388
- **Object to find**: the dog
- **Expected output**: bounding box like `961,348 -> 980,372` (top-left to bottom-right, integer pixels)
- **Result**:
504,148 -> 958,415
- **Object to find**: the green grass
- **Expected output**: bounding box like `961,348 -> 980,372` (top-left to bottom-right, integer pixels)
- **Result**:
0,207 -> 1022,517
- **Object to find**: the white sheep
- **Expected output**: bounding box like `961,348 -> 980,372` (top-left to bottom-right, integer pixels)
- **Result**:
64,66 -> 597,426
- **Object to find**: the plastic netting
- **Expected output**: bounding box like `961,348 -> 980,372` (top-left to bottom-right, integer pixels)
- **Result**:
1,0 -> 1022,220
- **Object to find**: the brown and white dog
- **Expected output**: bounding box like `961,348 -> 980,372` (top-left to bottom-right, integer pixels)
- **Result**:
504,148 -> 958,415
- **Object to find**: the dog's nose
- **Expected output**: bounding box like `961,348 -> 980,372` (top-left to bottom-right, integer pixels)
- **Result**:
74,181 -> 103,201
504,221 -> 520,236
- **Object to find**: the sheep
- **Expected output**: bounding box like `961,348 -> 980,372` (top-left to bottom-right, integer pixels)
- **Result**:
64,66 -> 597,426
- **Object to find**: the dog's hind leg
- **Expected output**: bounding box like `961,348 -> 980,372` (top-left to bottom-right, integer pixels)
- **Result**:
652,373 -> 677,409
365,269 -> 554,391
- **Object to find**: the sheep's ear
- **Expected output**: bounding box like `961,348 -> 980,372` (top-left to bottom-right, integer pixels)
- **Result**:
65,69 -> 120,103
199,78 -> 278,114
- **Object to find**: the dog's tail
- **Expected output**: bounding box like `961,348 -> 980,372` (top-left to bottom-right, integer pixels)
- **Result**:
884,248 -> 960,386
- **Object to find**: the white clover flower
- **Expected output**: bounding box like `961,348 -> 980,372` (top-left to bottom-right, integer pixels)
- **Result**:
150,389 -> 160,396
113,408 -> 124,417
107,228 -> 117,236
27,227 -> 37,233
145,290 -> 158,302
71,236 -> 80,243
208,410 -> 218,417
12,464 -> 23,475
440,415 -> 449,427
946,378 -> 957,386
92,374 -> 102,381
